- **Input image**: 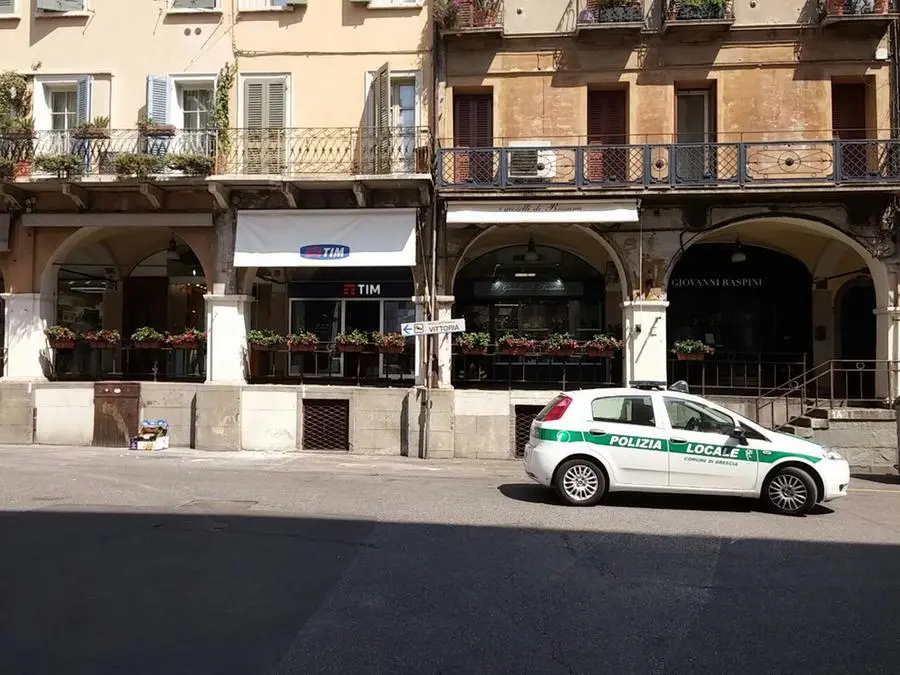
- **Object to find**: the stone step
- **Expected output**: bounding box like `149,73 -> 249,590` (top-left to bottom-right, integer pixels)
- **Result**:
778,425 -> 815,438
825,407 -> 895,422
791,415 -> 830,430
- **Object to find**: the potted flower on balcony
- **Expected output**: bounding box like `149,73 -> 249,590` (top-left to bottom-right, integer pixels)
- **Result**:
585,0 -> 643,24
137,116 -> 176,137
0,158 -> 13,181
434,0 -> 462,28
669,0 -> 727,21
246,329 -> 285,352
35,154 -> 84,179
167,153 -> 214,177
672,339 -> 715,361
498,333 -> 536,356
111,153 -> 167,180
168,327 -> 206,350
335,329 -> 369,353
73,116 -> 111,140
457,331 -> 490,355
131,326 -> 165,349
584,334 -> 624,359
83,329 -> 121,350
286,331 -> 319,352
44,325 -> 77,350
541,333 -> 579,357
372,331 -> 407,354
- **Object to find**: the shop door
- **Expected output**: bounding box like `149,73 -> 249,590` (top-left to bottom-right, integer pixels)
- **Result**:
839,282 -> 876,400
587,90 -> 628,183
832,82 -> 868,180
453,93 -> 493,184
124,277 -> 168,376
675,89 -> 714,183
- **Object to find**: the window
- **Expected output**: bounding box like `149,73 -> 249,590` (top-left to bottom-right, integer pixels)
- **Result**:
0,1 -> 15,16
181,88 -> 212,130
368,65 -> 421,173
664,397 -> 734,435
239,0 -> 292,8
241,76 -> 288,174
37,0 -> 84,12
739,422 -> 770,442
171,0 -> 218,10
50,89 -> 78,131
591,396 -> 656,428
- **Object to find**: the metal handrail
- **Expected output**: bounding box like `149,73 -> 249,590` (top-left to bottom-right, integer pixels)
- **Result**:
754,359 -> 900,428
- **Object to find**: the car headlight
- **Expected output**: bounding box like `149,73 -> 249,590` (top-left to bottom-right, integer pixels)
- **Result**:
822,449 -> 843,460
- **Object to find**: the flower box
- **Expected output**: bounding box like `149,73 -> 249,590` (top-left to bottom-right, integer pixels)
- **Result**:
379,345 -> 406,354
677,352 -> 706,361
172,341 -> 201,351
460,346 -> 488,356
544,347 -> 575,357
140,124 -> 176,137
48,339 -> 75,350
133,340 -> 164,349
73,129 -> 111,140
249,344 -> 280,352
289,343 -> 317,352
89,341 -> 116,350
500,347 -> 530,356
586,347 -> 614,359
337,343 -> 365,353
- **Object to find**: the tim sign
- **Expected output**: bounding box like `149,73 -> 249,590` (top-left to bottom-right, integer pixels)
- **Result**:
300,244 -> 351,260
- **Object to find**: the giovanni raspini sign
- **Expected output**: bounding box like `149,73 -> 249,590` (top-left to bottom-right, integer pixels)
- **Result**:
670,278 -> 763,289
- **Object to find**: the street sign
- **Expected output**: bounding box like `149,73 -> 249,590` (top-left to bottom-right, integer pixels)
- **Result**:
401,318 -> 466,337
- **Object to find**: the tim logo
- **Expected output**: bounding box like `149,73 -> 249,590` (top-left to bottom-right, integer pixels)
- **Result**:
300,244 -> 350,260
343,283 -> 381,297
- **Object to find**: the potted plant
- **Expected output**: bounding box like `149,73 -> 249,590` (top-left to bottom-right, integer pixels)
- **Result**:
131,326 -> 165,349
247,329 -> 285,352
112,153 -> 167,179
83,328 -> 120,350
372,331 -> 407,354
434,0 -> 461,28
584,0 -> 643,23
0,158 -> 13,180
137,117 -> 176,137
541,333 -> 579,356
457,331 -> 490,355
335,329 -> 369,353
498,334 -> 536,356
584,334 -> 623,358
168,327 -> 206,350
0,115 -> 34,141
73,116 -> 111,140
35,154 -> 83,178
44,325 -> 77,350
167,153 -> 214,177
672,339 -> 715,361
670,0 -> 726,21
286,331 -> 319,352
473,0 -> 501,26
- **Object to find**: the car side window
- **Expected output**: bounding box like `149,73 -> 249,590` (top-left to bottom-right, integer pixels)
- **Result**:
591,395 -> 656,428
740,421 -> 770,442
664,398 -> 734,435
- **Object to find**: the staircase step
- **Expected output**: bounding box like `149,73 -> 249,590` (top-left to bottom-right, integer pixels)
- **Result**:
791,416 -> 830,430
779,425 -> 814,438
827,408 -> 895,422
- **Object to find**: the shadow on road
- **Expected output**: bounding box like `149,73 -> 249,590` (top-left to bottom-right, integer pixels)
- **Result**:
852,473 -> 900,486
0,507 -> 887,674
497,483 -> 835,515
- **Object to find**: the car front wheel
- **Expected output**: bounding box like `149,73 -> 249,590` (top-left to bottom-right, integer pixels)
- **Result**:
555,459 -> 607,507
763,466 -> 818,516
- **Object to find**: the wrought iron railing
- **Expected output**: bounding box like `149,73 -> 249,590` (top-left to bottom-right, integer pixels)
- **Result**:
0,127 -> 432,180
50,344 -> 206,382
248,343 -> 415,385
665,0 -> 734,23
667,356 -> 808,398
436,135 -> 900,189
754,359 -> 900,429
820,0 -> 897,20
577,0 -> 644,25
437,0 -> 503,31
451,347 -> 623,390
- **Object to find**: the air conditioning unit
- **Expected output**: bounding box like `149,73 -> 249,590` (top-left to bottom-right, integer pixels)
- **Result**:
507,140 -> 557,180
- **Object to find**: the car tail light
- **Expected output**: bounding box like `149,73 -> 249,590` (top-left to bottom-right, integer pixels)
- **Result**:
541,395 -> 573,422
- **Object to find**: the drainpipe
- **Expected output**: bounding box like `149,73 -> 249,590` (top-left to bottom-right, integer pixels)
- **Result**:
891,17 -> 900,135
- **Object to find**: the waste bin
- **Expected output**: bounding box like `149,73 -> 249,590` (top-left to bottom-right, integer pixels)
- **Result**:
93,382 -> 140,447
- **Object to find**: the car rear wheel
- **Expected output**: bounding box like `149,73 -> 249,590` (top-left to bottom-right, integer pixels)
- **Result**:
763,466 -> 818,516
555,459 -> 607,507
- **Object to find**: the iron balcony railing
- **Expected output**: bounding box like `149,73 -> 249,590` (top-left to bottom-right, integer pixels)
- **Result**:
820,0 -> 897,20
437,0 -> 503,31
0,127 -> 432,180
576,0 -> 645,26
665,0 -> 734,24
437,134 -> 900,189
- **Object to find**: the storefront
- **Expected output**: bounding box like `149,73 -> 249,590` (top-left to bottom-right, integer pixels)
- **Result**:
234,208 -> 420,382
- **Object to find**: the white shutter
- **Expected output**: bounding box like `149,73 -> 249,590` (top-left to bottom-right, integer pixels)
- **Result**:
37,0 -> 84,10
265,80 -> 286,128
146,75 -> 170,124
172,0 -> 217,8
0,0 -> 14,15
244,81 -> 264,128
76,76 -> 92,125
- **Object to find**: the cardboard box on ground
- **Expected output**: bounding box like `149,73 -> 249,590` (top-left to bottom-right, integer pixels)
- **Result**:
130,419 -> 170,451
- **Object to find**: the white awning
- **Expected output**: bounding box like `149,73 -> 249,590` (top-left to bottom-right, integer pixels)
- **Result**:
446,200 -> 639,225
234,209 -> 417,268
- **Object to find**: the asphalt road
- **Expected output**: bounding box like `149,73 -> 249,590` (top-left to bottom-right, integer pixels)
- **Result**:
1,446 -> 899,675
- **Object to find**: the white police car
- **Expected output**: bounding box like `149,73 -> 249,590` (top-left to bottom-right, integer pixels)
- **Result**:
523,382 -> 850,516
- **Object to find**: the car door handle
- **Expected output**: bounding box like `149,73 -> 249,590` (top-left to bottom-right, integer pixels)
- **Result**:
670,438 -> 688,444
588,429 -> 606,436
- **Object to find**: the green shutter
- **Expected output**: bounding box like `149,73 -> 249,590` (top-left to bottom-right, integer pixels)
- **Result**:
373,63 -> 391,174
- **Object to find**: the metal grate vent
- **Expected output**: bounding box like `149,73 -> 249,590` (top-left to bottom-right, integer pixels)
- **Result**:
514,405 -> 545,458
302,399 -> 350,451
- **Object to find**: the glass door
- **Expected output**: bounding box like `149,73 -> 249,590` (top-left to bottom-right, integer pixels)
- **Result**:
383,300 -> 416,379
289,299 -> 342,376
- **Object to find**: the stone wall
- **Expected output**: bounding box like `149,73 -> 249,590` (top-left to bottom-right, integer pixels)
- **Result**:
0,382 -> 33,444
808,409 -> 898,474
34,383 -> 93,446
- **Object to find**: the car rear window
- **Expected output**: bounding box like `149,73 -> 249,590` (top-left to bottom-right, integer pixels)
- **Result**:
535,394 -> 568,422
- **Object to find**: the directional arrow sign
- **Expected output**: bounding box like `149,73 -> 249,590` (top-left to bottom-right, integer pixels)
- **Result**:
401,318 -> 466,336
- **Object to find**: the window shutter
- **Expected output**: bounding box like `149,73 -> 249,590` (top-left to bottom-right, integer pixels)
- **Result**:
172,0 -> 216,8
37,0 -> 84,10
265,80 -> 286,128
832,83 -> 867,140
373,63 -> 392,173
244,81 -> 264,128
76,76 -> 92,125
587,90 -> 627,144
0,0 -> 13,15
146,75 -> 170,125
453,94 -> 492,147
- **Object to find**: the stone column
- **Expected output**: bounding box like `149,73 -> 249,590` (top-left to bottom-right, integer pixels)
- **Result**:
874,305 -> 900,401
411,294 -> 455,388
205,294 -> 252,383
2,293 -> 49,380
621,299 -> 669,386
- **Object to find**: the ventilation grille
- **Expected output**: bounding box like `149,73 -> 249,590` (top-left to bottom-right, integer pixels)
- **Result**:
514,405 -> 545,458
302,399 -> 350,451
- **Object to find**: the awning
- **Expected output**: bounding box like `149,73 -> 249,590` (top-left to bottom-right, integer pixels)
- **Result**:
234,209 -> 417,268
446,200 -> 639,225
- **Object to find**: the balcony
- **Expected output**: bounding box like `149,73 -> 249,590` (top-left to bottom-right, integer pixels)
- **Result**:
820,0 -> 898,32
436,134 -> 900,192
436,0 -> 503,35
575,0 -> 645,35
0,127 -> 432,182
663,0 -> 734,32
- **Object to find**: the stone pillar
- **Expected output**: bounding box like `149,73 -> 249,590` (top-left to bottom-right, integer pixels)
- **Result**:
205,294 -> 252,384
874,306 -> 900,401
411,294 -> 455,388
621,300 -> 669,386
2,293 -> 49,380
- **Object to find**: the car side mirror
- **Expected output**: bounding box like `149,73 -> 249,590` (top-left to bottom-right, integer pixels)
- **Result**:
730,427 -> 748,444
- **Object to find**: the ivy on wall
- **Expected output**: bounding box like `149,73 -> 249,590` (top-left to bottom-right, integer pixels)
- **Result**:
0,71 -> 31,120
215,62 -> 237,165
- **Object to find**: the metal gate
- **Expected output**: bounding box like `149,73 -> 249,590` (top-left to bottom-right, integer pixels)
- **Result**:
302,399 -> 350,451
93,382 -> 140,447
514,405 -> 544,458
